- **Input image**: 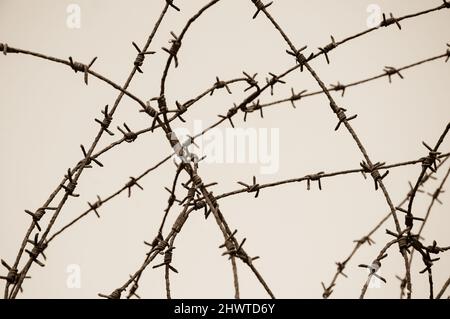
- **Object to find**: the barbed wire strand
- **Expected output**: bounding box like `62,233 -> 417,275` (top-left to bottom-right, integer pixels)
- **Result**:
260,51 -> 450,109
138,0 -> 273,298
47,151 -> 449,247
1,0 -> 449,299
247,0 -> 448,299
398,165 -> 450,298
358,124 -> 450,299
5,2 -> 173,299
322,155 -> 449,299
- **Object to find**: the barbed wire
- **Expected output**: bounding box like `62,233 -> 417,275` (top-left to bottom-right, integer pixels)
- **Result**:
358,124 -> 450,299
322,156 -> 450,299
2,1 -> 174,299
1,0 -> 449,299
397,165 -> 450,298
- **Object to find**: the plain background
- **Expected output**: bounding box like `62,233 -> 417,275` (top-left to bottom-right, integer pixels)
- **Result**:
0,0 -> 449,298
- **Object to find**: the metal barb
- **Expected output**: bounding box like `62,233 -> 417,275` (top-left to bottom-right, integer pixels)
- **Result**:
251,0 -> 273,19
330,82 -> 346,97
62,168 -> 79,197
68,56 -> 97,85
94,105 -> 114,136
380,12 -> 402,30
384,66 -> 404,83
117,123 -> 137,143
132,41 -> 155,73
166,0 -> 180,11
318,35 -> 337,64
162,31 -> 181,67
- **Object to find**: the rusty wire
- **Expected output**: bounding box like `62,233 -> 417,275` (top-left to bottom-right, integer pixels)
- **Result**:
1,1 -> 449,299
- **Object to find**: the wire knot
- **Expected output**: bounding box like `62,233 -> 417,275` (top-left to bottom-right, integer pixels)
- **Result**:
384,66 -> 404,83
88,195 -> 102,218
62,169 -> 79,197
220,233 -> 260,267
0,260 -> 19,284
266,72 -> 286,95
189,174 -> 202,189
358,258 -> 387,283
251,0 -> 273,19
117,123 -> 137,143
237,176 -> 260,197
94,105 -> 114,136
142,100 -> 158,117
221,237 -> 252,262
421,141 -> 440,172
227,108 -> 238,119
1,43 -> 8,55
175,101 -> 188,114
334,107 -> 357,131
218,106 -> 238,128
68,56 -> 97,85
25,234 -> 47,267
153,247 -> 178,273
126,177 -> 143,197
140,101 -> 159,132
290,88 -> 307,109
398,235 -> 410,251
428,189 -> 445,205
0,43 -> 19,55
360,161 -> 388,190
386,229 -> 414,251
427,240 -> 449,254
244,100 -> 264,122
162,32 -> 181,67
151,95 -> 168,114
370,167 -> 389,191
379,12 -> 402,30
0,259 -> 31,290
132,42 -> 155,73
155,239 -> 169,253
306,172 -> 324,190
211,76 -> 232,95
80,144 -> 103,168
397,206 -> 425,228
166,0 -> 180,11
318,35 -> 337,64
219,229 -> 237,250
335,262 -> 348,278
286,46 -> 310,71
330,81 -> 346,97
243,71 -> 259,92
192,199 -> 206,211
24,207 -> 56,231
144,234 -> 163,253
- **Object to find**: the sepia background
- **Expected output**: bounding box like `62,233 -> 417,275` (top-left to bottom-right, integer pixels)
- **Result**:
0,0 -> 449,298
